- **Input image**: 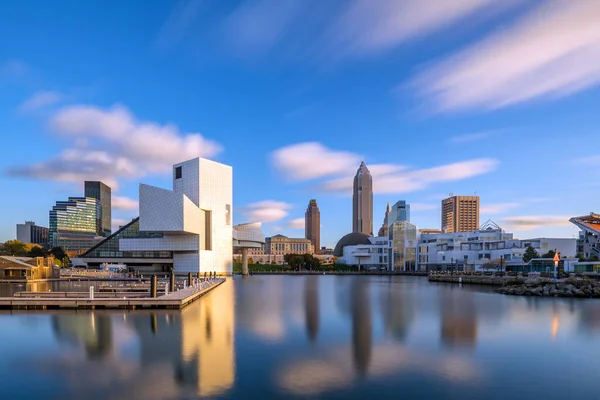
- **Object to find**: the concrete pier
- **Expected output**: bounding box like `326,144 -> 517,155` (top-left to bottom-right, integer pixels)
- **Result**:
241,248 -> 249,276
0,279 -> 225,310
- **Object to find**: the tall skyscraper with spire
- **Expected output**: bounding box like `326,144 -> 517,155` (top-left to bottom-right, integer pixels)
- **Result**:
378,202 -> 391,237
305,199 -> 320,253
353,161 -> 373,236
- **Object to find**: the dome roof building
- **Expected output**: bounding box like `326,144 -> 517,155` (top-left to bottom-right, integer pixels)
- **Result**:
333,232 -> 372,257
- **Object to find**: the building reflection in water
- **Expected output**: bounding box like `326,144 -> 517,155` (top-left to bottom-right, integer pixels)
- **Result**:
380,278 -> 415,342
52,313 -> 113,359
351,279 -> 372,376
440,288 -> 478,348
304,275 -> 319,343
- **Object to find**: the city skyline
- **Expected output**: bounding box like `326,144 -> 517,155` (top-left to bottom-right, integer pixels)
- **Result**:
2,0 -> 596,247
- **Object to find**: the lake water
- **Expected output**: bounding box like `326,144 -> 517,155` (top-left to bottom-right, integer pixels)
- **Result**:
1,275 -> 599,399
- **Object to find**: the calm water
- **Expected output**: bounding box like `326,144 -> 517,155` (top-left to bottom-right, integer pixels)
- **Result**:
1,275 -> 599,399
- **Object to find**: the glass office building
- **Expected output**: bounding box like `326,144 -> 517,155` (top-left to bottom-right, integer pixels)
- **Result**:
388,221 -> 418,271
84,181 -> 112,237
49,197 -> 103,255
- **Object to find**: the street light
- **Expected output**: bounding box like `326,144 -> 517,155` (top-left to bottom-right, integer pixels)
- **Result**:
500,255 -> 503,277
553,248 -> 560,281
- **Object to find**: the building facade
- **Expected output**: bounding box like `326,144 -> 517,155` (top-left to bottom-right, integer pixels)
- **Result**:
441,195 -> 480,233
353,162 -> 373,236
570,213 -> 600,259
389,200 -> 410,223
389,221 -> 418,271
84,181 -> 112,237
262,235 -> 313,256
339,235 -> 388,270
418,226 -> 576,271
16,221 -> 49,245
305,199 -> 320,253
49,197 -> 104,256
75,158 -> 234,274
377,203 -> 391,237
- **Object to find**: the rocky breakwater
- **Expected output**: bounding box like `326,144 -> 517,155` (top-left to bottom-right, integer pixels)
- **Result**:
496,276 -> 600,298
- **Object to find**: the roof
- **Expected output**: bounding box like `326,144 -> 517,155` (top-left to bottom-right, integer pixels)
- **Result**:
570,213 -> 600,234
0,256 -> 35,269
333,232 -> 372,257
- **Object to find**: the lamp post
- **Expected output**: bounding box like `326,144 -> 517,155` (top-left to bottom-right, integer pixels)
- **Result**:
553,248 -> 560,281
500,255 -> 504,277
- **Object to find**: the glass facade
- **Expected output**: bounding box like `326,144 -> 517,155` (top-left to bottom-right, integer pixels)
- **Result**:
84,181 -> 112,237
389,221 -> 418,271
49,197 -> 101,250
81,218 -> 172,259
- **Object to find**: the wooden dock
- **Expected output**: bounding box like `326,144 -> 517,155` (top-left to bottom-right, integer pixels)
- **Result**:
0,279 -> 225,310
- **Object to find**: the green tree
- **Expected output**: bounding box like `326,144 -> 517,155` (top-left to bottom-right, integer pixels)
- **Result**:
61,256 -> 72,268
522,245 -> 539,263
2,240 -> 28,256
541,250 -> 556,259
587,255 -> 599,262
49,246 -> 66,260
576,253 -> 585,262
28,246 -> 48,258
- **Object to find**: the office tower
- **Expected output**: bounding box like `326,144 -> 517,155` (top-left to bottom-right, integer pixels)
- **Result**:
389,200 -> 410,223
441,195 -> 480,233
16,221 -> 49,245
49,197 -> 103,255
84,181 -> 112,237
377,203 -> 391,237
353,162 -> 373,236
305,199 -> 320,253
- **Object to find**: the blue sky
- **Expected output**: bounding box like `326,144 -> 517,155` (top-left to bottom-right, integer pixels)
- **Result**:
1,0 -> 599,247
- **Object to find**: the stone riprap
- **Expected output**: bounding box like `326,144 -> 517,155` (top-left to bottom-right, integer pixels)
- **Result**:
495,277 -> 600,298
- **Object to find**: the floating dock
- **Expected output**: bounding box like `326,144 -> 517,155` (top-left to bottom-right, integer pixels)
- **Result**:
0,279 -> 225,310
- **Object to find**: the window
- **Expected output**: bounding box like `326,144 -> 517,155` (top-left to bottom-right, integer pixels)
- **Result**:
201,210 -> 212,250
225,204 -> 231,225
175,166 -> 182,179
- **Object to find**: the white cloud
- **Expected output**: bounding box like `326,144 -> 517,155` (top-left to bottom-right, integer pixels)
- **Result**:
286,218 -> 305,229
271,142 -> 360,181
156,0 -> 205,50
328,0 -> 515,58
500,215 -> 571,231
241,200 -> 292,223
113,196 -> 138,211
451,130 -> 501,143
19,91 -> 63,111
6,149 -> 139,189
413,1 -> 600,111
272,142 -> 498,195
222,0 -> 305,55
7,104 -> 222,186
480,202 -> 521,215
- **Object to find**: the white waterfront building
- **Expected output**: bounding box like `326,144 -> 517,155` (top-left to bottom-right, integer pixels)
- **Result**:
418,223 -> 576,271
127,158 -> 233,274
336,221 -> 577,272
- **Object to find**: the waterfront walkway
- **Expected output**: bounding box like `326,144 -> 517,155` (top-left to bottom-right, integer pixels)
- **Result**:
0,278 -> 225,310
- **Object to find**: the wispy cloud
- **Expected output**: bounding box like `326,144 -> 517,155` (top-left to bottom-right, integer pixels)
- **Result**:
155,0 -> 205,50
327,0 -> 516,59
271,142 -> 360,181
241,200 -> 292,223
1,59 -> 30,78
271,142 -> 498,195
6,104 -> 222,187
113,196 -> 138,211
500,215 -> 571,231
413,1 -> 600,111
19,91 -> 63,111
286,218 -> 305,229
480,202 -> 521,215
451,130 -> 501,143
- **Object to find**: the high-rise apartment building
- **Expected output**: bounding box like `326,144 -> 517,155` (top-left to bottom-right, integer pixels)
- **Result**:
441,195 -> 480,233
16,221 -> 49,245
353,162 -> 373,236
305,199 -> 320,253
389,200 -> 410,223
84,181 -> 112,237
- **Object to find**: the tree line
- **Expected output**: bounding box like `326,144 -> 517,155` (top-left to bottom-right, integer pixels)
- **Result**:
0,240 -> 71,267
